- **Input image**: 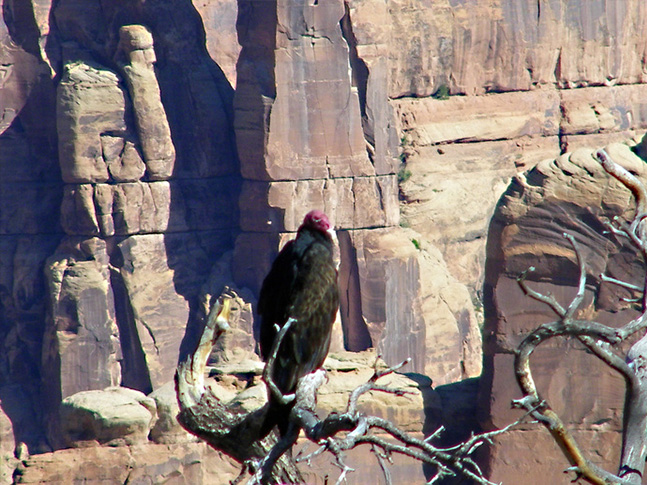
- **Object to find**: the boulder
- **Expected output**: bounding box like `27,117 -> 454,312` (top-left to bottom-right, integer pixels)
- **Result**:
149,382 -> 196,444
318,352 -> 442,434
59,387 -> 157,448
209,349 -> 442,434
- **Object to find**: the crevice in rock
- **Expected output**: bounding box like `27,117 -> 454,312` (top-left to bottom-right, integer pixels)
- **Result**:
337,230 -> 372,351
558,89 -> 567,154
109,265 -> 153,394
339,2 -> 374,164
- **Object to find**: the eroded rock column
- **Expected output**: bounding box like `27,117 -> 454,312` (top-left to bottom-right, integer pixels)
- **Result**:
117,25 -> 175,180
44,23 -> 200,446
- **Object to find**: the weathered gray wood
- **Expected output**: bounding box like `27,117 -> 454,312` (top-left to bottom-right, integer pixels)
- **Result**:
175,295 -> 302,484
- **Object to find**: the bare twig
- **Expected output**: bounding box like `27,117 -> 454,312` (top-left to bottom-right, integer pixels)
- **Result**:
346,357 -> 413,414
262,317 -> 297,405
600,273 -> 643,292
563,233 -> 587,319
371,444 -> 392,485
518,266 -> 567,317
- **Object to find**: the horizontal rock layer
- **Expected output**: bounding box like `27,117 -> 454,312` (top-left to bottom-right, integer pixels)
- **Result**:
397,83 -> 647,288
15,443 -> 241,484
60,178 -> 239,236
239,176 -> 399,233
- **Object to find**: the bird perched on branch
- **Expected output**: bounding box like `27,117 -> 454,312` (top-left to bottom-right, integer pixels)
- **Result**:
258,210 -> 339,436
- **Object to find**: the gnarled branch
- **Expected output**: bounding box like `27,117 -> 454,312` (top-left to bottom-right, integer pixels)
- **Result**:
512,149 -> 647,485
176,291 -> 531,484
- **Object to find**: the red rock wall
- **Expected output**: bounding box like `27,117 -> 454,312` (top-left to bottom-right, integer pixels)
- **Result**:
0,0 -> 478,478
2,0 -> 646,482
383,0 -> 647,482
229,0 -> 447,379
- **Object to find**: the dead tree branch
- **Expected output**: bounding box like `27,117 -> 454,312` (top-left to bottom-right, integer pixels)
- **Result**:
175,293 -> 302,484
512,149 -> 647,484
176,290 -> 531,484
262,317 -> 297,406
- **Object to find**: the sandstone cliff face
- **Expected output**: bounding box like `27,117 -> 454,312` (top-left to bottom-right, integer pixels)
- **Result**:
0,0 -> 480,482
395,0 -> 647,291
388,1 -> 647,481
1,0 -> 646,483
229,0 -> 480,381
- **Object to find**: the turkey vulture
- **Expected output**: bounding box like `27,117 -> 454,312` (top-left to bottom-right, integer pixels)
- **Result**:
258,210 -> 339,436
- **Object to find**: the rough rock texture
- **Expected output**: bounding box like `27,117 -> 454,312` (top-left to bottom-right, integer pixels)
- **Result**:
16,354 -> 458,483
231,0 -> 480,387
210,350 -> 443,434
382,0 -> 647,98
59,387 -> 157,448
397,83 -> 647,291
3,0 -> 647,483
390,0 -> 647,295
193,0 -> 240,87
116,25 -> 176,179
337,227 -> 482,380
116,234 -> 192,390
415,239 -> 483,382
14,443 -> 241,485
0,0 -> 62,466
479,141 -> 646,482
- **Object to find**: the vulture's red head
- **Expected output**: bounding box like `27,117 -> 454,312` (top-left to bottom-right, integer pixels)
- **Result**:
299,210 -> 331,234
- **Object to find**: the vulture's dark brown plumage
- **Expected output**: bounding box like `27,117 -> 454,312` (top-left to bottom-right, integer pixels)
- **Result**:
258,210 -> 339,436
